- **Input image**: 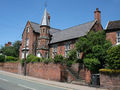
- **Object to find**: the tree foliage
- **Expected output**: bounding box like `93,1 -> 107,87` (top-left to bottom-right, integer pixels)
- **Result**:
54,54 -> 64,64
84,58 -> 100,73
1,40 -> 21,57
76,31 -> 112,69
106,45 -> 120,69
13,40 -> 21,57
0,55 -> 5,62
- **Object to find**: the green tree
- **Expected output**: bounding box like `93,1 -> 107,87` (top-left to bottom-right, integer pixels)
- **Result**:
76,31 -> 112,70
1,46 -> 16,57
106,44 -> 120,69
84,58 -> 100,73
1,40 -> 21,57
13,40 -> 21,57
0,55 -> 5,62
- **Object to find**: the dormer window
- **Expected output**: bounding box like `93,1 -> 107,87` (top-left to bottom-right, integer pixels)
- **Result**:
26,27 -> 29,33
117,32 -> 120,44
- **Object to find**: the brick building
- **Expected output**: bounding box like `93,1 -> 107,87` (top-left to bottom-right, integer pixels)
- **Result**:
106,20 -> 120,45
19,8 -> 103,59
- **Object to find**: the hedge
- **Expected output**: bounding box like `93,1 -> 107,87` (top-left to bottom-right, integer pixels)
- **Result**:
99,69 -> 120,74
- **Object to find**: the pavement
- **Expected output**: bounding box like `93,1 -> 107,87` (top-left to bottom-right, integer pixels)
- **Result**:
0,70 -> 108,90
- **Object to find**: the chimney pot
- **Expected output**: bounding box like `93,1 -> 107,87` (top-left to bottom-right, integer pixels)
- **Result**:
96,8 -> 99,11
94,8 -> 101,24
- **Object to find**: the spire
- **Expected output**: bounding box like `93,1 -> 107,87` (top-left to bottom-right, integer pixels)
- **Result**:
41,8 -> 50,26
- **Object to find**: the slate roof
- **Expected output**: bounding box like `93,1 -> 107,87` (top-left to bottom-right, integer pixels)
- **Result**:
106,20 -> 120,30
50,20 -> 96,44
30,22 -> 61,34
30,20 -> 96,44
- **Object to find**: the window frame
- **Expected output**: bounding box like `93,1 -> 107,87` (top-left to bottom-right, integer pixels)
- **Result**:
65,42 -> 71,57
26,27 -> 29,33
52,44 -> 57,58
117,31 -> 120,45
26,38 -> 29,46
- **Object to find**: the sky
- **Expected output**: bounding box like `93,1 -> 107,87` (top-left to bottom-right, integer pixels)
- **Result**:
0,0 -> 120,46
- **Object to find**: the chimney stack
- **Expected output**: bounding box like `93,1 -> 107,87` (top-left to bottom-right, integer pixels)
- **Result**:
8,42 -> 12,46
94,8 -> 101,24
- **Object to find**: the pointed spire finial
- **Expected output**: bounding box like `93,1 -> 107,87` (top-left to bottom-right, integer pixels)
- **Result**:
40,8 -> 50,26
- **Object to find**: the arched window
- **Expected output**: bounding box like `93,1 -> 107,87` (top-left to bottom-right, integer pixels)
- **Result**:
26,27 -> 29,33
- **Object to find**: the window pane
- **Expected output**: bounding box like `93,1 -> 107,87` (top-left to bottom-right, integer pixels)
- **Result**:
26,27 -> 29,33
26,38 -> 29,46
118,38 -> 120,43
22,52 -> 24,59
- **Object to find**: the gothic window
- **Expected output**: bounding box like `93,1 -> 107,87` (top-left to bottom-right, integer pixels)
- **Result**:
65,42 -> 71,57
26,38 -> 29,46
26,27 -> 29,33
53,44 -> 57,58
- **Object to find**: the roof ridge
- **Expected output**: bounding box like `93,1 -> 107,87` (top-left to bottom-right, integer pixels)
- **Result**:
63,20 -> 96,31
50,27 -> 61,31
109,20 -> 120,22
30,21 -> 40,25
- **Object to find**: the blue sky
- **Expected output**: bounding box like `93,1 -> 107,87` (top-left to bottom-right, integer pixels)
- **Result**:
0,0 -> 120,46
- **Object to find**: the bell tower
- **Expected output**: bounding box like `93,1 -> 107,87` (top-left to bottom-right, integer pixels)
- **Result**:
37,8 -> 50,58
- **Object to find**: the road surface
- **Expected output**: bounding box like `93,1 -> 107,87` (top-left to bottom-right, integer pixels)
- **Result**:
0,73 -> 67,90
0,70 -> 107,90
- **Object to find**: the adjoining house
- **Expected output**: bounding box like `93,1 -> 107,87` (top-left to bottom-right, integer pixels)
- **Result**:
106,20 -> 120,45
19,8 -> 103,59
5,42 -> 12,47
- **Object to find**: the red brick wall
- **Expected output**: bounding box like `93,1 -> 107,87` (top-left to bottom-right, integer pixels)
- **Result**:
100,72 -> 120,90
50,40 -> 76,58
71,63 -> 91,83
26,63 -> 62,81
0,62 -> 21,74
106,32 -> 117,45
0,62 -> 91,83
0,62 -> 62,81
85,69 -> 91,83
60,65 -> 75,82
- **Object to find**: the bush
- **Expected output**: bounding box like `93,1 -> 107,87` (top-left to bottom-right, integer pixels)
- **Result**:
106,45 -> 120,69
31,57 -> 41,63
26,54 -> 41,63
54,55 -> 64,64
43,58 -> 52,64
0,55 -> 5,62
84,58 -> 100,73
20,59 -> 24,66
5,56 -> 18,62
